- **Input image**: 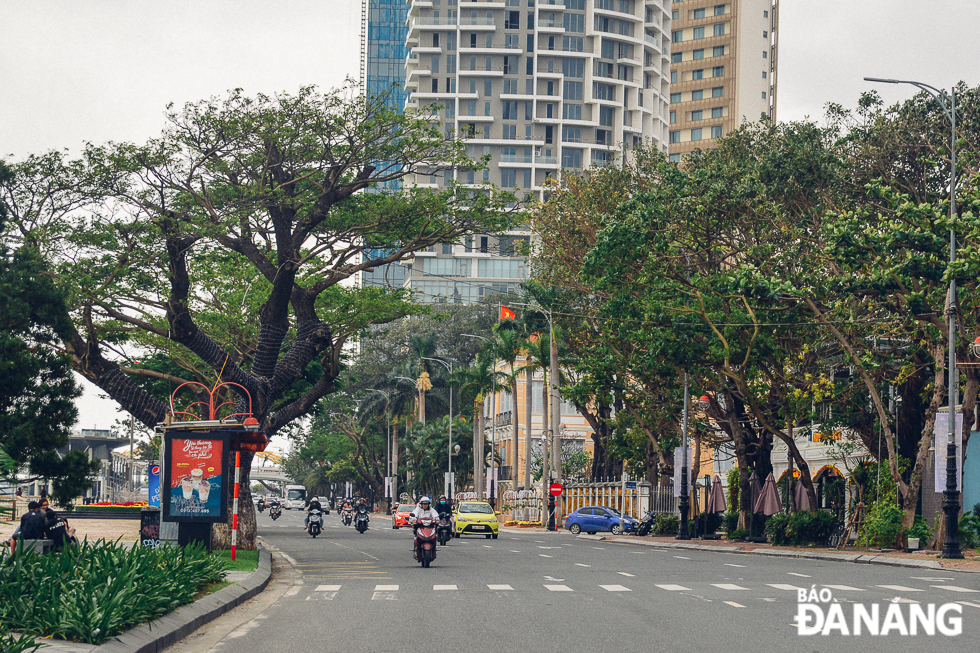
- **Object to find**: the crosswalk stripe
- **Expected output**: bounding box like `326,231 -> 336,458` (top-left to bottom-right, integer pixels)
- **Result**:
375,585 -> 399,591
545,584 -> 574,592
600,585 -> 632,592
655,584 -> 691,591
434,585 -> 458,591
933,585 -> 979,593
712,584 -> 749,591
766,584 -> 801,591
724,601 -> 746,608
315,585 -> 342,592
822,585 -> 864,591
488,584 -> 514,590
876,585 -> 924,592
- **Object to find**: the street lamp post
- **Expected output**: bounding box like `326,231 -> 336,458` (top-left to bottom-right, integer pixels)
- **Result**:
676,372 -> 691,540
865,77 -> 961,559
462,334 -> 497,507
367,389 -> 392,514
422,356 -> 455,501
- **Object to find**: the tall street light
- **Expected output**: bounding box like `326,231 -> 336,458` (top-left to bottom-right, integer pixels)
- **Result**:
422,356 -> 455,501
865,76 -> 961,558
676,372 -> 691,540
462,333 -> 497,507
367,389 -> 392,514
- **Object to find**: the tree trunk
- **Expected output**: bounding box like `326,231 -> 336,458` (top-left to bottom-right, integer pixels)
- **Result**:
211,450 -> 256,550
392,419 -> 400,501
511,374 -> 520,490
523,362 -> 533,489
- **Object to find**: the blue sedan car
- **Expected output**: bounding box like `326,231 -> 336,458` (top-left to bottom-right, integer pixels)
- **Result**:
564,506 -> 639,535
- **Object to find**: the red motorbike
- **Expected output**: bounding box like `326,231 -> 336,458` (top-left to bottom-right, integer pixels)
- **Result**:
414,517 -> 438,568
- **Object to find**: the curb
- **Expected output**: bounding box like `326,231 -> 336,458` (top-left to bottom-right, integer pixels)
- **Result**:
605,537 -> 966,571
94,549 -> 273,653
575,533 -> 606,541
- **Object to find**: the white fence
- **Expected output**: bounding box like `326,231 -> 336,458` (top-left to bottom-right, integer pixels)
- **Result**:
498,480 -> 678,523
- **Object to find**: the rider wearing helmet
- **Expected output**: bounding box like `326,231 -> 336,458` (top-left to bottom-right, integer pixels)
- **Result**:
434,495 -> 452,518
305,496 -> 323,531
410,497 -> 440,557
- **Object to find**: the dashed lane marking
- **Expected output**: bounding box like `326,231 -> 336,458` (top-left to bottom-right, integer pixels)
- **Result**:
655,584 -> 691,591
434,585 -> 458,591
724,601 -> 746,608
766,584 -> 802,592
822,585 -> 864,591
375,585 -> 399,591
933,585 -> 980,593
315,585 -> 342,592
545,584 -> 574,592
488,584 -> 514,591
787,573 -> 810,578
876,585 -> 924,592
575,563 -> 591,567
539,554 -> 553,558
674,556 -> 691,560
617,572 -> 635,577
600,585 -> 632,592
711,584 -> 749,591
724,564 -> 746,568
956,601 -> 980,609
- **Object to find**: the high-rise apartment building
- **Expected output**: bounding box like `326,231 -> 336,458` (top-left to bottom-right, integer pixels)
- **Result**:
394,0 -> 673,303
667,0 -> 777,161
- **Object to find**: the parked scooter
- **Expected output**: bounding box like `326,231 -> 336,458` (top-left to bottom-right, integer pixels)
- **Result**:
437,513 -> 452,546
355,511 -> 369,534
342,507 -> 353,526
635,509 -> 655,537
414,517 -> 438,568
307,508 -> 323,538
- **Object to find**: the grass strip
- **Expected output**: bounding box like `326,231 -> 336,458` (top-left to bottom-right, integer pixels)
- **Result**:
212,548 -> 260,572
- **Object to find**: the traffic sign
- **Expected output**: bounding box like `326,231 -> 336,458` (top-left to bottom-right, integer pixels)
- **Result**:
626,481 -> 637,489
549,482 -> 563,497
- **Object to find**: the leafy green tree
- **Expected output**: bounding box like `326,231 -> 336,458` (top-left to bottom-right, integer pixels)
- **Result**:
1,85 -> 516,546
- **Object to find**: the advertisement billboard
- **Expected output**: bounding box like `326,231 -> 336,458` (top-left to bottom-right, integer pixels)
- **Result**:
162,432 -> 229,523
147,463 -> 161,507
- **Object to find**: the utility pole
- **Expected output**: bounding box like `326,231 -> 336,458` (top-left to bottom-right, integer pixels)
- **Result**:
128,414 -> 134,494
549,309 -> 561,529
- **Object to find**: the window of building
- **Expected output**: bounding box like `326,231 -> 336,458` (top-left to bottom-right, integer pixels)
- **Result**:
446,104 -> 455,119
447,32 -> 456,51
713,46 -> 724,56
470,33 -> 477,48
711,125 -> 722,138
670,110 -> 676,124
691,89 -> 703,100
672,30 -> 683,42
595,83 -> 615,100
442,243 -> 453,255
528,11 -> 534,29
505,10 -> 520,29
712,85 -> 723,97
561,148 -> 583,168
503,101 -> 518,120
432,79 -> 439,92
478,259 -> 525,278
691,128 -> 702,141
601,39 -> 614,58
692,69 -> 704,80
501,169 -> 517,187
504,56 -> 520,74
671,51 -> 682,63
563,58 -> 584,78
711,106 -> 723,118
564,13 -> 585,32
562,126 -> 582,142
712,65 -> 724,77
562,104 -> 582,120
763,50 -> 767,58
526,34 -> 535,52
715,4 -> 726,15
672,9 -> 678,19
502,124 -> 517,139
670,92 -> 681,103
669,130 -> 680,144
714,23 -> 725,36
693,8 -> 705,18
762,91 -> 767,98
563,81 -> 583,100
691,109 -> 702,121
671,71 -> 677,83
433,34 -> 440,48
545,125 -> 553,143
762,71 -> 767,78
763,30 -> 768,37
485,101 -> 491,116
693,48 -> 704,59
505,34 -> 520,48
693,26 -> 704,39
669,153 -> 681,163
599,106 -> 614,126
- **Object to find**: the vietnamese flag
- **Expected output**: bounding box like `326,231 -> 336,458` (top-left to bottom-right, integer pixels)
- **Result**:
500,305 -> 516,321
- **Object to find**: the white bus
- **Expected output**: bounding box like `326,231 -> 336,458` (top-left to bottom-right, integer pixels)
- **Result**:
284,484 -> 307,509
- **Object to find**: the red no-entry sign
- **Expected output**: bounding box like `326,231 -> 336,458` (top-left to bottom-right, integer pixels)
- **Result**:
550,482 -> 564,497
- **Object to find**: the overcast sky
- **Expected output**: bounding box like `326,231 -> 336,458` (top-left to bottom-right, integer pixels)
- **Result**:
2,0 -> 978,433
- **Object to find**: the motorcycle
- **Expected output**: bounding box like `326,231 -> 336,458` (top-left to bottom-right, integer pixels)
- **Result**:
307,509 -> 323,538
257,501 -> 266,513
414,517 -> 438,568
342,507 -> 353,526
270,503 -> 282,520
635,509 -> 655,537
437,513 -> 452,546
355,511 -> 369,534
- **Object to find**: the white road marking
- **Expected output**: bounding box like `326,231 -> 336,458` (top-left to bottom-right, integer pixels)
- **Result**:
724,564 -> 746,568
545,584 -> 574,592
767,584 -> 802,591
539,554 -> 553,558
284,586 -> 300,597
592,547 -> 605,550
375,585 -> 399,591
600,585 -> 632,592
674,556 -> 690,560
315,585 -> 342,592
933,585 -> 980,593
575,563 -> 591,567
510,550 -> 521,553
281,553 -> 298,566
655,584 -> 691,591
433,585 -> 457,591
891,598 -> 920,604
538,546 -> 561,549
955,601 -> 980,609
910,576 -> 953,582
617,572 -> 635,577
484,545 -> 493,548
488,584 -> 514,591
712,584 -> 749,591
876,585 -> 924,592
724,601 -> 746,608
822,585 -> 864,591
787,572 -> 810,578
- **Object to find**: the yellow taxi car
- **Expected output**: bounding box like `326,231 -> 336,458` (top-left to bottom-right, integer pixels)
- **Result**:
453,500 -> 499,539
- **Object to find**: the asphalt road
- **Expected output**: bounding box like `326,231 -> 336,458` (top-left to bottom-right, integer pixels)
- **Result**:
167,507 -> 980,653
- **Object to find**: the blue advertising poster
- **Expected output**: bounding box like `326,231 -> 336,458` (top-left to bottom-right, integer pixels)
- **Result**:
148,463 -> 161,507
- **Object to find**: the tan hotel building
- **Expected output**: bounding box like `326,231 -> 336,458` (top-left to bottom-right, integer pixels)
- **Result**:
667,0 -> 777,161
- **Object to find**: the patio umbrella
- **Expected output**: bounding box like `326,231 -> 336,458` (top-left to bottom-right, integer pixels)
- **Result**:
748,471 -> 762,513
754,472 -> 782,516
793,477 -> 812,511
706,475 -> 727,513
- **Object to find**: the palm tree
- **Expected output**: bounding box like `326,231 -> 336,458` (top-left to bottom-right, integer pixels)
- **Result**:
490,327 -> 524,489
454,350 -> 507,497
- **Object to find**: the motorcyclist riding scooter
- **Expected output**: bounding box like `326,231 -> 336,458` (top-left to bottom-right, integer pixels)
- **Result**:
305,497 -> 323,531
434,495 -> 453,545
355,498 -> 370,533
410,497 -> 440,560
